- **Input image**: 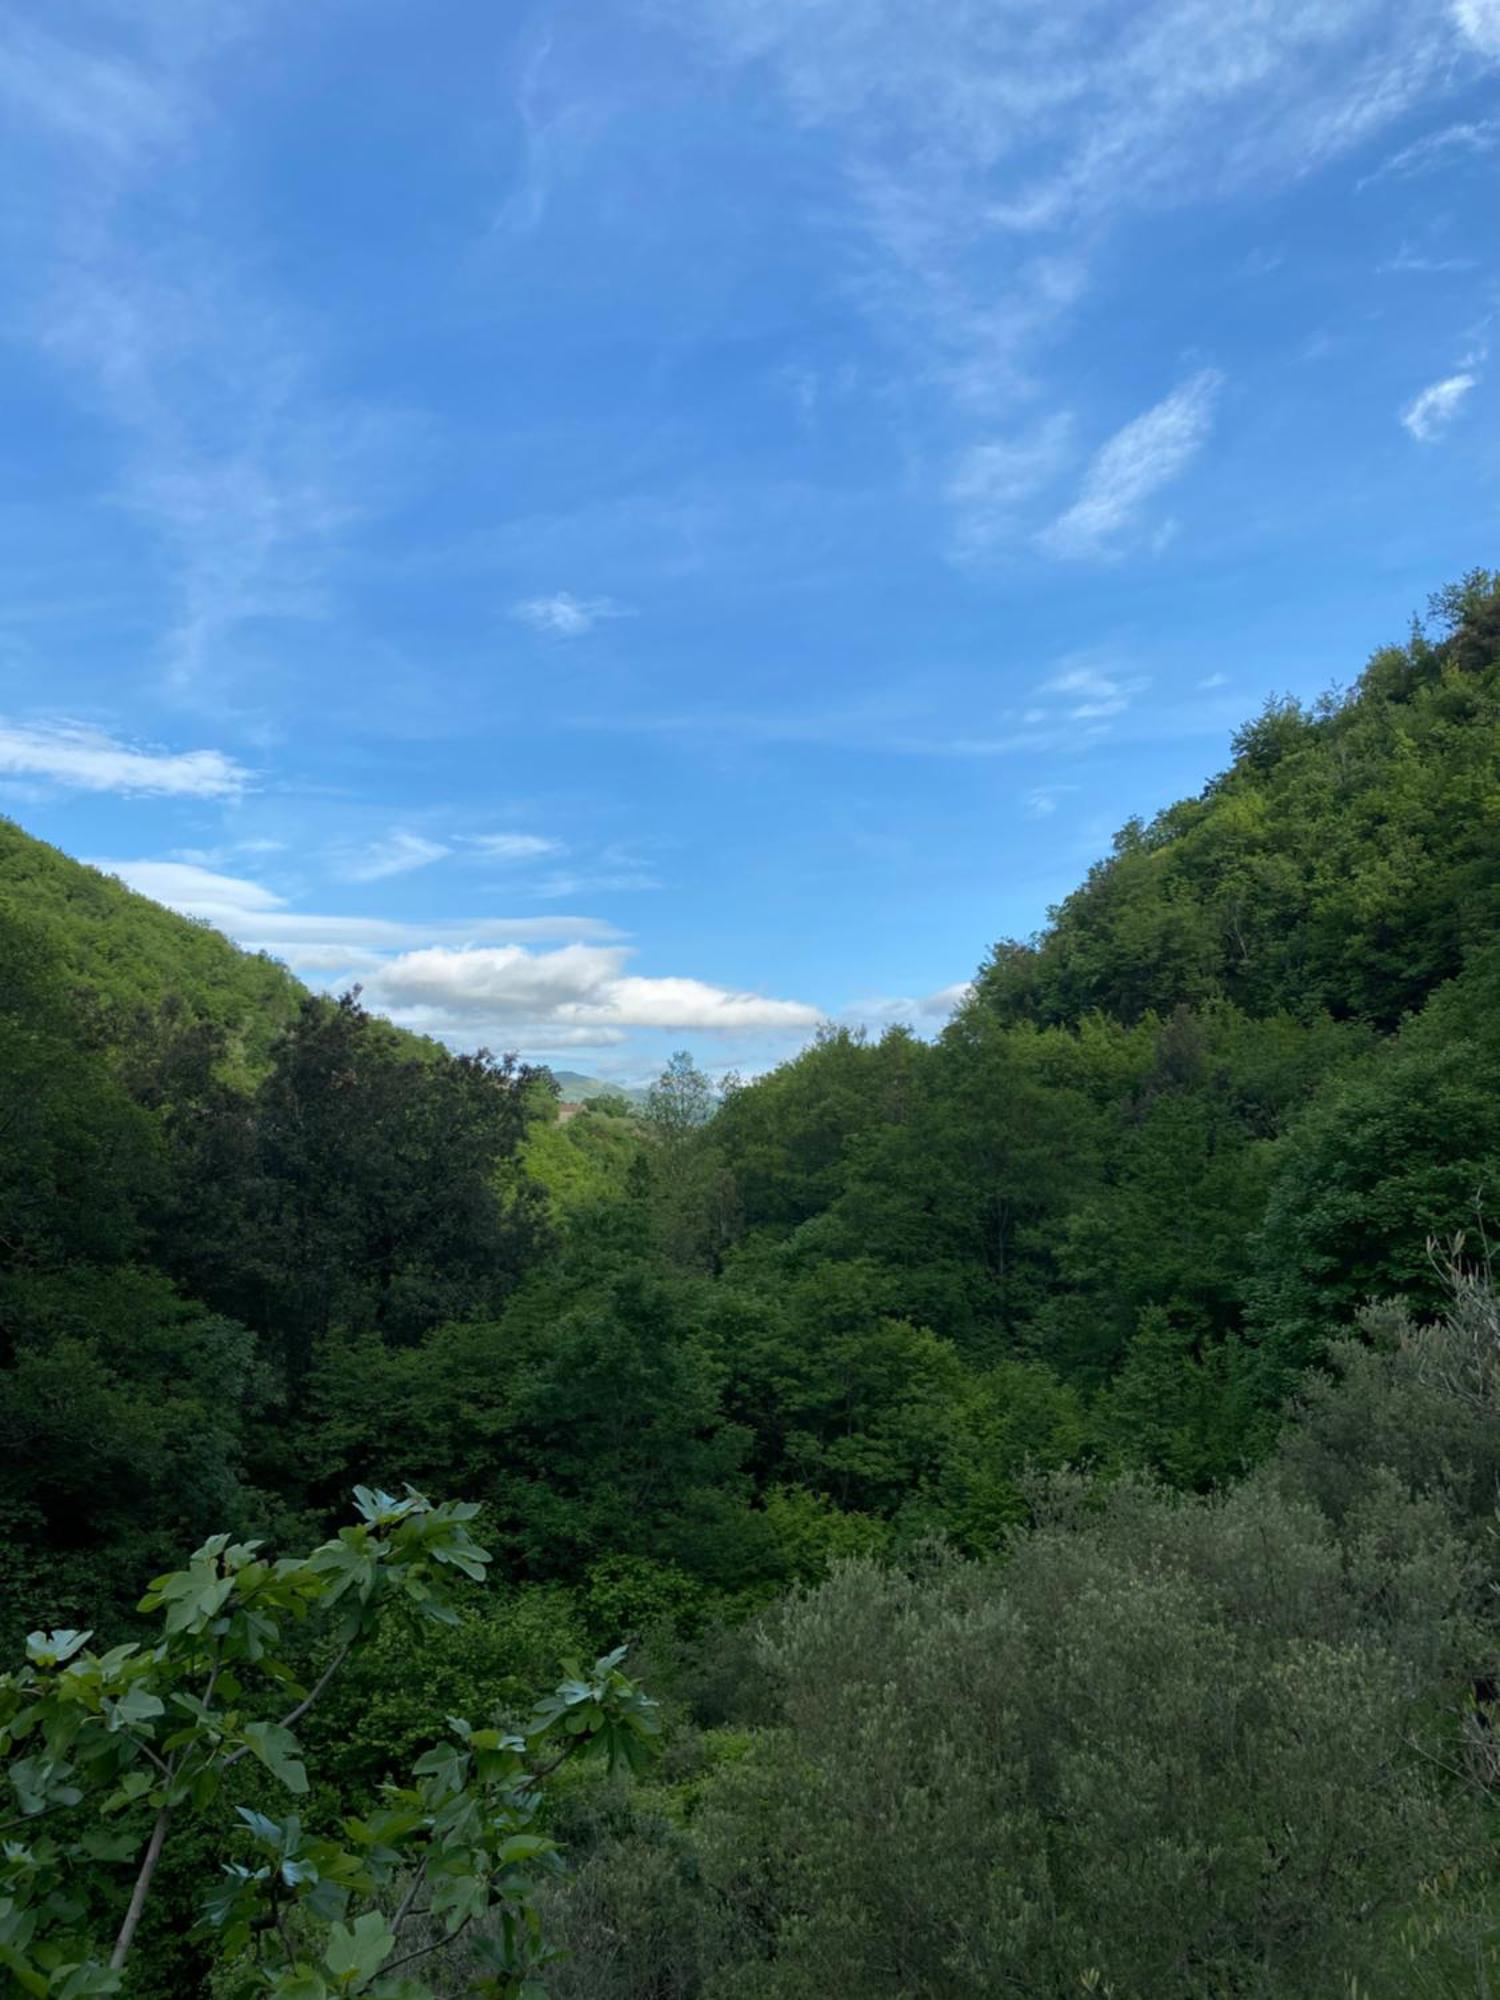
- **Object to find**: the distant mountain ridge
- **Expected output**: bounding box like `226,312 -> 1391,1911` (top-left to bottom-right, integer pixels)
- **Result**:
544,1068 -> 648,1105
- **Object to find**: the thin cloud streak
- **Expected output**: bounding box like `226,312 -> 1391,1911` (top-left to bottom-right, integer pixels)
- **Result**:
5,8 -> 403,698
339,831 -> 453,882
679,0 -> 1490,550
1040,371 -> 1223,559
1358,115 -> 1500,187
92,860 -> 620,960
512,592 -> 633,636
1401,368 -> 1480,440
0,719 -> 249,797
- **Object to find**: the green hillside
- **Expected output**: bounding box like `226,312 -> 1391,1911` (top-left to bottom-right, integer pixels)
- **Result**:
5,574 -> 1500,1996
0,817 -> 304,1069
979,569 -> 1500,1031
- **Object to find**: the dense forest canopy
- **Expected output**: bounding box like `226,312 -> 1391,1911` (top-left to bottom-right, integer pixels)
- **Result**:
3,572 -> 1500,1994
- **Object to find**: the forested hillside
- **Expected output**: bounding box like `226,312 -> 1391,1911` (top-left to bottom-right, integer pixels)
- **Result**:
4,573 -> 1500,1995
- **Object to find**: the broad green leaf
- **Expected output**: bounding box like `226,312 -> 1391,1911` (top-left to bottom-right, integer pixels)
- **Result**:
240,1721 -> 309,1795
324,1910 -> 395,1987
23,1632 -> 91,1670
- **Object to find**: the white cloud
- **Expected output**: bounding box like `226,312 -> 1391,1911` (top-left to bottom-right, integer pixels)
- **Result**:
1040,371 -> 1222,559
91,860 -> 617,968
0,719 -> 248,797
675,1 -> 1484,548
1359,117 -> 1500,186
88,857 -> 810,1051
531,867 -> 663,898
4,11 -> 399,694
512,592 -> 631,637
367,943 -> 821,1040
340,831 -> 452,882
1024,784 -> 1074,818
104,860 -> 286,911
847,981 -> 973,1029
1039,663 -> 1144,722
0,17 -> 189,169
947,414 -> 1074,557
1401,369 -> 1480,441
1454,0 -> 1500,56
469,832 -> 567,861
1198,672 -> 1229,690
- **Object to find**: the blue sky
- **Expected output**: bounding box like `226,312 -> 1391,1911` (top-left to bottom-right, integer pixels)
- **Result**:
3,0 -> 1499,1081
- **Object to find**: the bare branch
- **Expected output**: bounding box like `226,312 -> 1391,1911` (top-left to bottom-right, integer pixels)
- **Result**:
109,1805 -> 172,1970
222,1642 -> 352,1770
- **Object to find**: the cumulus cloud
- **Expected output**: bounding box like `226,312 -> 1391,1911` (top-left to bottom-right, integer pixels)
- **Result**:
0,719 -> 248,797
512,592 -> 631,637
91,858 -> 816,1051
1040,371 -> 1222,558
367,943 -> 822,1041
1401,369 -> 1480,441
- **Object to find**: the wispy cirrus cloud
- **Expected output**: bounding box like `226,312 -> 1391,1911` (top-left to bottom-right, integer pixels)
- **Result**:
338,831 -> 452,882
1359,115 -> 1500,187
1401,366 -> 1482,441
468,832 -> 567,861
0,14 -> 192,168
1039,370 -> 1223,559
946,415 -> 1074,559
92,857 -> 617,969
1454,0 -> 1500,56
2,7 -> 403,698
844,981 -> 972,1031
1037,661 -> 1148,724
511,592 -> 632,637
1024,785 -> 1075,818
0,718 -> 248,797
675,0 -> 1493,553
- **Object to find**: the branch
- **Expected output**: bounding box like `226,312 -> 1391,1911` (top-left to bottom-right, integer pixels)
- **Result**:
0,1799 -> 71,1838
380,1912 -> 474,1978
134,1737 -> 172,1779
108,1804 -> 172,1970
524,1741 -> 578,1786
392,1854 -> 430,1936
222,1642 -> 352,1770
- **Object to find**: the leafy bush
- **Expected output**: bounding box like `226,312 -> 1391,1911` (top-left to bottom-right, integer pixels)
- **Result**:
0,1488 -> 656,1998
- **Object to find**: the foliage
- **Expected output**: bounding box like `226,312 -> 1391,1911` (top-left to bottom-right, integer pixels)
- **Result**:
6,571 -> 1500,1996
0,1488 -> 657,1998
0,820 -> 303,1075
541,1278 -> 1500,1999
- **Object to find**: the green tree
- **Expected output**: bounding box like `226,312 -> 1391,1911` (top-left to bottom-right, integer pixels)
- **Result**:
0,1488 -> 657,1998
174,994 -> 551,1380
